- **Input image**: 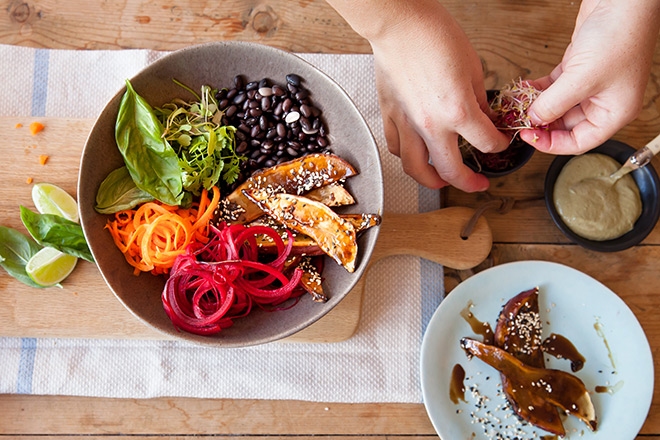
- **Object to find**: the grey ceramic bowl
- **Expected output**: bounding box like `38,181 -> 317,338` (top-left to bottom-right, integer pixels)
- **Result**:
78,41 -> 383,347
544,140 -> 660,252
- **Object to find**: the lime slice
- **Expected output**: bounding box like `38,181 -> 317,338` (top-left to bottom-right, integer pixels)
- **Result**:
32,183 -> 79,223
25,247 -> 78,287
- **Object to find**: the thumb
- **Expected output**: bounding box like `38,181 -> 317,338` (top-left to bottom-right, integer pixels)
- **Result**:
528,73 -> 591,126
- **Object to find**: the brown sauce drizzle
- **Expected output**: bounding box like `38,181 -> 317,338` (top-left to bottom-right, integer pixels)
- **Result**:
542,333 -> 586,372
449,363 -> 467,404
460,300 -> 494,345
595,380 -> 624,395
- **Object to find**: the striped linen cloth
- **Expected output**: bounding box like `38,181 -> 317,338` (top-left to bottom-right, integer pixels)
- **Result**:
0,45 -> 443,403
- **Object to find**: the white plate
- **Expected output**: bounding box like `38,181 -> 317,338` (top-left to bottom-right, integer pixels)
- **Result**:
420,261 -> 653,440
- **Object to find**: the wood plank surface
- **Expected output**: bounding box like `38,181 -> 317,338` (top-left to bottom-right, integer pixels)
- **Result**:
3,0 -> 660,438
0,117 -> 490,342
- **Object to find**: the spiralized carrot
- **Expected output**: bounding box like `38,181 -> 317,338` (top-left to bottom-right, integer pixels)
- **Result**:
106,186 -> 221,276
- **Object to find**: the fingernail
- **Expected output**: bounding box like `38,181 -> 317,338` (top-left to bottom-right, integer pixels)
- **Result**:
528,109 -> 544,126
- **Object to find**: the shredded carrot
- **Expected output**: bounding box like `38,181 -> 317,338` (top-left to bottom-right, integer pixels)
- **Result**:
26,177 -> 33,184
30,122 -> 44,135
39,154 -> 49,165
105,186 -> 221,276
15,123 -> 23,128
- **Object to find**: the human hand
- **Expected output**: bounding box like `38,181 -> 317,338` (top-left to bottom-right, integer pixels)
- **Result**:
325,0 -> 510,192
520,0 -> 660,154
369,1 -> 510,191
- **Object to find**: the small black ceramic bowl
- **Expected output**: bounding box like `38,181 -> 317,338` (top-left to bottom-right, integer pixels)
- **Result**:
462,90 -> 535,178
544,139 -> 660,252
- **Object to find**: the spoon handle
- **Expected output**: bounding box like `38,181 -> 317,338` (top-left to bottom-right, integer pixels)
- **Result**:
629,132 -> 660,169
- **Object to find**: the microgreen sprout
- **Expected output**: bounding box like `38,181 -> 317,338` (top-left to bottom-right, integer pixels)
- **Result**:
459,78 -> 543,171
489,78 -> 543,133
154,81 -> 246,195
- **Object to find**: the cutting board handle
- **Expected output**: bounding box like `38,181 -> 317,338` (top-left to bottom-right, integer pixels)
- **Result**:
371,206 -> 492,270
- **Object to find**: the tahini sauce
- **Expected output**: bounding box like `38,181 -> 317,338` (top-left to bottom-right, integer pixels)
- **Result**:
553,153 -> 642,241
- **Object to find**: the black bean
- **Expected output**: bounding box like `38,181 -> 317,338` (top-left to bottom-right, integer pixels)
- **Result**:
259,115 -> 268,131
227,89 -> 238,100
237,112 -> 245,119
234,75 -> 244,89
295,90 -> 309,101
238,123 -> 250,133
276,150 -> 286,157
272,85 -> 286,96
247,89 -> 257,100
276,123 -> 286,137
266,127 -> 277,139
286,74 -> 301,86
282,98 -> 293,113
319,124 -> 327,136
277,157 -> 288,164
250,139 -> 261,148
312,118 -> 321,130
236,141 -> 248,153
249,100 -> 259,109
215,89 -> 227,100
259,78 -> 269,88
287,140 -> 302,150
300,117 -> 311,131
246,117 -> 257,127
261,97 -> 271,111
317,137 -> 328,147
243,99 -> 250,110
312,106 -> 322,117
219,99 -> 230,109
235,130 -> 246,141
262,140 -> 275,150
250,125 -> 261,138
286,147 -> 299,157
246,81 -> 259,90
264,159 -> 276,168
277,143 -> 286,151
298,132 -> 308,142
287,83 -> 298,94
250,149 -> 261,159
249,108 -> 262,118
226,105 -> 238,118
273,102 -> 283,116
300,104 -> 312,118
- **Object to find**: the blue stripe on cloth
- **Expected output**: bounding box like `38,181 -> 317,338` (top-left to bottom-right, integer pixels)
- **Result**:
16,338 -> 37,394
31,49 -> 50,117
17,49 -> 50,394
418,185 -> 443,335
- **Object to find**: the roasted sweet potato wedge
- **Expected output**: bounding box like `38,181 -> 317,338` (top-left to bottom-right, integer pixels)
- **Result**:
251,213 -> 381,256
298,257 -> 327,302
219,153 -> 357,224
461,338 -> 597,432
244,189 -> 358,272
495,288 -> 564,436
306,182 -> 356,207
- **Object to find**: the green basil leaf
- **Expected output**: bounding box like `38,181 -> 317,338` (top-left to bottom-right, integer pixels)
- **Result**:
0,225 -> 44,288
116,79 -> 183,205
20,206 -> 95,263
95,166 -> 155,214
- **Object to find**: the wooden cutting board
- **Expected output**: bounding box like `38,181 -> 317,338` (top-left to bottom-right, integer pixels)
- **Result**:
0,117 -> 491,343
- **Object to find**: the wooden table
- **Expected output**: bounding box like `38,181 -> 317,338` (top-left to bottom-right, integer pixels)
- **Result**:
1,0 -> 660,438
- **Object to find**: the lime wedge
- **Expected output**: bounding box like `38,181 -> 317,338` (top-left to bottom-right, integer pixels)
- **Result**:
25,247 -> 78,287
32,183 -> 79,223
